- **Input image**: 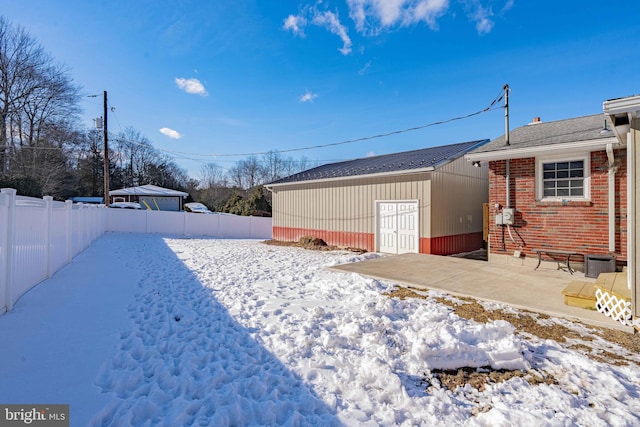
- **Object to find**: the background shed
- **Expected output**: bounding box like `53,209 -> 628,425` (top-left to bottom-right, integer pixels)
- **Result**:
266,140 -> 489,255
109,184 -> 188,211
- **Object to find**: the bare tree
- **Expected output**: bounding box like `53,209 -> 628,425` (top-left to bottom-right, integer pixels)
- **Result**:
197,162 -> 228,209
0,16 -> 81,201
200,162 -> 226,189
113,127 -> 159,187
262,151 -> 316,181
261,150 -> 285,183
227,163 -> 244,189
74,130 -> 104,196
111,126 -> 188,191
240,155 -> 262,189
227,156 -> 262,189
0,16 -> 68,173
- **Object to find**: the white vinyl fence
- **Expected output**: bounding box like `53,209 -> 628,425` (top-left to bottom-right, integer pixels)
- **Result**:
106,209 -> 273,239
0,189 -> 107,314
0,188 -> 273,314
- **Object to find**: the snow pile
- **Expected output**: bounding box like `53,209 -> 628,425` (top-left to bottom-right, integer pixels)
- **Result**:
1,234 -> 639,426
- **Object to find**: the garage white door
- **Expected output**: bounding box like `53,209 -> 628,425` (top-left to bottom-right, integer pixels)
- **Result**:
377,201 -> 419,254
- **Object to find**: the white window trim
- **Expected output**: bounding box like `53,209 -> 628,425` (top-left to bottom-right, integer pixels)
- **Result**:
535,153 -> 591,202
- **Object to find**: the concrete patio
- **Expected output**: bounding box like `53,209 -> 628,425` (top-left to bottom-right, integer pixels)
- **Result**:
329,252 -> 632,332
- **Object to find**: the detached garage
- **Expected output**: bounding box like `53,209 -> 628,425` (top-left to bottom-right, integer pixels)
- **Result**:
109,184 -> 188,211
265,140 -> 489,255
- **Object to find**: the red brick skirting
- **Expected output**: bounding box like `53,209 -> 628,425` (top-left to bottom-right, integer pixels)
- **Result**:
272,227 -> 375,251
273,226 -> 483,255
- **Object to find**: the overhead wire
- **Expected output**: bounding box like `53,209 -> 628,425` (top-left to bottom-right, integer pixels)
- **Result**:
159,96 -> 505,158
2,91 -> 505,166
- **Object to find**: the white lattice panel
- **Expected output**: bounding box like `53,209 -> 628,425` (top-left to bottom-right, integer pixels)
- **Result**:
595,288 -> 635,328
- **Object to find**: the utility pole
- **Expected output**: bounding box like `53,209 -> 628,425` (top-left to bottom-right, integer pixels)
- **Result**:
103,90 -> 110,206
504,84 -> 511,211
504,84 -> 510,146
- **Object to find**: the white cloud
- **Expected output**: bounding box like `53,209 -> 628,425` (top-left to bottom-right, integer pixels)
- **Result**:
475,16 -> 494,34
347,0 -> 403,33
346,0 -> 449,33
408,0 -> 450,30
359,60 -> 372,75
159,127 -> 182,139
175,77 -> 208,96
376,0 -> 406,27
312,10 -> 353,55
464,0 -> 495,35
286,0 -> 505,52
284,7 -> 352,55
501,0 -> 514,13
299,90 -> 318,103
283,14 -> 306,35
366,151 -> 376,157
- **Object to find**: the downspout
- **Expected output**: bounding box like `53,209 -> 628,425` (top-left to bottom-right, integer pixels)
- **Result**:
506,159 -> 510,208
606,143 -> 617,253
626,130 -> 634,294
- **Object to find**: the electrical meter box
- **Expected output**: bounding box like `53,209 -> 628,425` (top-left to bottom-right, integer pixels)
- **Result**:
501,208 -> 515,225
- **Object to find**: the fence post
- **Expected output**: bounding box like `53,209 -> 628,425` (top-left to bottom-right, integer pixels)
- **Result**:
44,196 -> 53,278
65,200 -> 73,263
1,188 -> 17,312
79,204 -> 84,249
0,192 -> 7,314
183,210 -> 187,236
83,204 -> 90,249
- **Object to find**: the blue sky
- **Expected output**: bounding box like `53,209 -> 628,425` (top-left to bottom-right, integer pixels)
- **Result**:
2,1 -> 638,179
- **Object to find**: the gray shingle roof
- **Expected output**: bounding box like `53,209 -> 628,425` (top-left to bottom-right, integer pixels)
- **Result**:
109,184 -> 188,197
268,139 -> 489,185
470,114 -> 614,155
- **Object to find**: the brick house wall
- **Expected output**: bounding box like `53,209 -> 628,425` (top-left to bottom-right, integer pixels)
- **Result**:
488,148 -> 627,264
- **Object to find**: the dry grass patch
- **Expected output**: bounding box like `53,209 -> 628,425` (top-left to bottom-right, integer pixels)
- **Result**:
262,237 -> 367,253
384,286 -> 640,393
384,287 -> 639,359
426,366 -> 556,393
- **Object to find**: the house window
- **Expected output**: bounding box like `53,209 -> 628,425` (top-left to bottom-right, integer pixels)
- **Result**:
536,155 -> 590,201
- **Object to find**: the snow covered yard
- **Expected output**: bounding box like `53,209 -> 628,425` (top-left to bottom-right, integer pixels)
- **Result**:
1,233 -> 639,426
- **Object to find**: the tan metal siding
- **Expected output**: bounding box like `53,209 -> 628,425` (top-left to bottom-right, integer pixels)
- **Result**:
271,173 -> 432,235
429,157 -> 489,238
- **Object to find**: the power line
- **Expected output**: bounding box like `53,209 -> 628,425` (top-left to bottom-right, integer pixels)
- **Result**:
156,95 -> 504,158
3,91 -> 505,169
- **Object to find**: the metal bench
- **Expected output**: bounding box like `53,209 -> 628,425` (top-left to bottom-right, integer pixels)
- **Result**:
532,248 -> 583,275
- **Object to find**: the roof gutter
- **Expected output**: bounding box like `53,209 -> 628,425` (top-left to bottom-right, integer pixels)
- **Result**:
265,166 -> 436,190
603,95 -> 640,116
603,95 -> 640,144
465,136 -> 621,162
